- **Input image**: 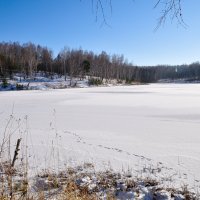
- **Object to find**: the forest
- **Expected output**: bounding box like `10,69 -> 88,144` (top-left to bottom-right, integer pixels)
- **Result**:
0,41 -> 200,83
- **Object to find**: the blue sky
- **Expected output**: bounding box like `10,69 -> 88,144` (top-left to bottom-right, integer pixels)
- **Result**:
0,0 -> 199,66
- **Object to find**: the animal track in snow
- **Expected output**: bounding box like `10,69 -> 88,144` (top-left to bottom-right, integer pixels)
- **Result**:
64,130 -> 152,162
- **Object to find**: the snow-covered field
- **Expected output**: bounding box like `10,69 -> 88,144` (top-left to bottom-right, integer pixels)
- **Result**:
1,84 -> 200,191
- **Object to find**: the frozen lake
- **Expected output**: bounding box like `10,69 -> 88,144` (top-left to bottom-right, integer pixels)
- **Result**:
1,84 -> 200,187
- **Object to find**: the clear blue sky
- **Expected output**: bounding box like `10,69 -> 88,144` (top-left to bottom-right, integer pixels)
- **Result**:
0,0 -> 199,66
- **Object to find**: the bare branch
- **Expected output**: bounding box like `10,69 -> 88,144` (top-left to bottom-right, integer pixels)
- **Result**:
154,0 -> 187,30
96,0 -> 110,25
86,0 -> 187,29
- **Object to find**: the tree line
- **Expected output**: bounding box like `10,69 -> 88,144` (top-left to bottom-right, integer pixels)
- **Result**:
0,42 -> 200,83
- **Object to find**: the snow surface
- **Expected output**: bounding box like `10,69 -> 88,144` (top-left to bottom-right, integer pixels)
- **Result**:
0,74 -> 89,91
1,84 -> 200,191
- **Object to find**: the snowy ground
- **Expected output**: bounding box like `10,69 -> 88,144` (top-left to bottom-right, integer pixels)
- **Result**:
0,73 -> 89,90
0,84 -> 200,193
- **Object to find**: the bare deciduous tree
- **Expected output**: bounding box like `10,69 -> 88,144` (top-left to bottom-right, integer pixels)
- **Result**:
59,46 -> 70,81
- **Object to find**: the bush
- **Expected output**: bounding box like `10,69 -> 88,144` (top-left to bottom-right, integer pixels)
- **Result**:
117,79 -> 123,84
125,79 -> 132,84
88,78 -> 103,86
2,78 -> 8,88
16,83 -> 24,90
